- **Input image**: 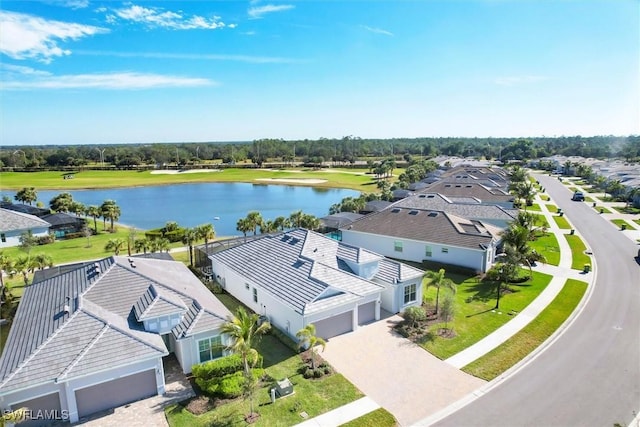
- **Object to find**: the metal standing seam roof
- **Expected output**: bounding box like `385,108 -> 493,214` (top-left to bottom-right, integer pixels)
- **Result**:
0,256 -> 230,394
210,229 -> 416,315
344,208 -> 497,250
0,208 -> 51,233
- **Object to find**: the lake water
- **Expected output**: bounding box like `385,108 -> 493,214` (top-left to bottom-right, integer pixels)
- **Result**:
29,183 -> 359,236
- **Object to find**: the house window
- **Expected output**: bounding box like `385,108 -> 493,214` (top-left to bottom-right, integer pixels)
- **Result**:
425,246 -> 432,257
253,287 -> 258,303
0,234 -> 5,243
198,336 -> 222,363
394,241 -> 403,252
442,247 -> 449,254
403,284 -> 417,305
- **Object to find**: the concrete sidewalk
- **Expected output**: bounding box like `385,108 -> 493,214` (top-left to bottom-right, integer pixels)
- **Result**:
294,397 -> 380,427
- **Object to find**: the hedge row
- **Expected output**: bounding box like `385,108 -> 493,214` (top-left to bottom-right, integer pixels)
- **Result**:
144,228 -> 186,243
192,354 -> 263,380
196,369 -> 265,399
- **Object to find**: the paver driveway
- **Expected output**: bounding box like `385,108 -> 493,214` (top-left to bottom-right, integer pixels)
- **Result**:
321,315 -> 485,426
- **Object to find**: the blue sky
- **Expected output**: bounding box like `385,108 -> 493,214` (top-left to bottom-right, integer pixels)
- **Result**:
1,0 -> 638,146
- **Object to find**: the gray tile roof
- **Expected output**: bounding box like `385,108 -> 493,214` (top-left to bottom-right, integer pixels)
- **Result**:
0,256 -> 230,394
0,208 -> 51,233
210,229 -> 419,315
394,193 -> 517,222
418,182 -> 514,204
344,208 -> 498,250
134,284 -> 188,321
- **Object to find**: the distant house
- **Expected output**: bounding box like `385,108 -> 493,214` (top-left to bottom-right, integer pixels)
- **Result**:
210,229 -> 424,340
319,212 -> 364,240
340,207 -> 501,273
417,182 -> 514,208
0,208 -> 51,248
0,256 -> 231,424
361,200 -> 393,214
0,202 -> 50,218
41,213 -> 87,238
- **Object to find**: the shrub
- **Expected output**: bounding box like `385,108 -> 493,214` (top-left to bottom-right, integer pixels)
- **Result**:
403,306 -> 426,327
196,368 -> 265,398
37,235 -> 55,245
192,354 -> 263,381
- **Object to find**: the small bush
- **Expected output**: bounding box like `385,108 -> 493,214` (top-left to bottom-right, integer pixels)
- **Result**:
37,235 -> 55,244
192,354 -> 263,381
196,368 -> 265,398
403,306 -> 426,327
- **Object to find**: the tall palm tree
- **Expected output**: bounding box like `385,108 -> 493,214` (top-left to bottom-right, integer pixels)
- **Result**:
150,237 -> 170,253
14,256 -> 34,286
500,224 -> 544,278
100,200 -> 121,232
260,220 -> 277,234
86,205 -> 101,233
14,187 -> 37,205
49,192 -> 74,213
236,218 -> 252,241
273,216 -> 289,231
289,210 -> 305,228
424,268 -> 456,315
296,323 -> 326,370
300,214 -> 321,231
134,237 -> 151,254
196,223 -> 215,245
105,238 -> 125,255
0,253 -> 14,301
220,307 -> 270,418
181,228 -> 198,266
33,253 -> 53,270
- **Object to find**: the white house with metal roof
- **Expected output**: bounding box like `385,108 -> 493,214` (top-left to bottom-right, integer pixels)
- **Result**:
340,207 -> 502,273
0,208 -> 51,248
0,256 -> 231,425
209,229 -> 424,340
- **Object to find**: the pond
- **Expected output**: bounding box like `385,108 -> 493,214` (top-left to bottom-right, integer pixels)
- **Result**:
30,183 -> 359,237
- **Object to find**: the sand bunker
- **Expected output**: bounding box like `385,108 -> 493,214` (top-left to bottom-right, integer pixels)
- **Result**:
255,178 -> 328,184
150,169 -> 222,175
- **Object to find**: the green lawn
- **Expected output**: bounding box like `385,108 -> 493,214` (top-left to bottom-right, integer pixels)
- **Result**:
552,215 -> 571,229
539,194 -> 550,201
421,271 -> 553,360
530,214 -> 550,229
529,232 -> 560,266
567,186 -> 578,192
595,206 -> 611,213
463,279 -> 587,380
634,219 -> 640,227
611,219 -> 637,230
341,408 -> 398,427
585,196 -> 595,203
165,334 -> 363,427
546,204 -> 559,213
525,204 -> 541,212
564,234 -> 591,270
612,206 -> 640,215
0,168 -> 377,192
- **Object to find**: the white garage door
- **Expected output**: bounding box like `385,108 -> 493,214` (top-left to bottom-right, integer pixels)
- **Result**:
314,311 -> 353,339
12,392 -> 61,427
358,301 -> 376,325
75,369 -> 157,419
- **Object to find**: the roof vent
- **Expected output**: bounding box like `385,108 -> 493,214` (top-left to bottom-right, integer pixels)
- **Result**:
428,212 -> 438,217
63,296 -> 71,314
129,259 -> 137,268
427,195 -> 435,198
409,210 -> 419,215
94,262 -> 101,274
455,185 -> 462,188
418,194 -> 426,198
391,208 -> 401,213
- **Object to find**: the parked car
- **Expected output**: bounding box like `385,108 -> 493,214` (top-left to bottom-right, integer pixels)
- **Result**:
572,191 -> 585,201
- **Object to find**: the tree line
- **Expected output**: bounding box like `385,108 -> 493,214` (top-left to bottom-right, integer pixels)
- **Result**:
3,135 -> 639,169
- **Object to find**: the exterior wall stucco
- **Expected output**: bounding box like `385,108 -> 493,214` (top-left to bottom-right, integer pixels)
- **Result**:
0,227 -> 49,248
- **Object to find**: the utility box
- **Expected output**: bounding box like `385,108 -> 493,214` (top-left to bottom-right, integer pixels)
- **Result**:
275,378 -> 294,397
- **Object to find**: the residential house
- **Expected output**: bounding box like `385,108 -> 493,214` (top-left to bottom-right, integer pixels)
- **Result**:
41,213 -> 87,238
0,256 -> 231,424
340,207 -> 501,273
417,182 -> 514,208
0,208 -> 51,248
209,228 -> 424,340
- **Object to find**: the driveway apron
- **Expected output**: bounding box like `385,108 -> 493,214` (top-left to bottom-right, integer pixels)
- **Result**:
321,316 -> 485,426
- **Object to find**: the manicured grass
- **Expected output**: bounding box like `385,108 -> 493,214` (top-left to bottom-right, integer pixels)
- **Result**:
611,219 -> 637,230
552,215 -> 571,229
421,271 -> 553,360
567,186 -> 578,192
341,408 -> 398,427
525,204 -> 541,212
0,168 -> 377,192
165,334 -> 363,427
595,206 -> 611,213
546,204 -> 558,213
529,232 -> 560,266
530,214 -> 550,229
585,196 -> 595,203
462,279 -> 587,380
612,206 -> 640,215
539,194 -> 550,201
634,219 -> 640,227
564,234 -> 591,270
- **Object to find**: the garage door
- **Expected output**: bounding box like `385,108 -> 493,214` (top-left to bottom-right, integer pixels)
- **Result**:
358,301 -> 376,325
12,392 -> 61,427
314,311 -> 353,339
75,369 -> 157,418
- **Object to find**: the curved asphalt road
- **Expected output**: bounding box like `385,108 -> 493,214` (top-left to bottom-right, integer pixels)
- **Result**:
433,173 -> 640,427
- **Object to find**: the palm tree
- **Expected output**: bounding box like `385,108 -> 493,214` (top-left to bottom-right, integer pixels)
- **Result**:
246,211 -> 263,236
196,223 -> 215,245
563,160 -> 573,176
100,200 -> 121,232
134,237 -> 151,254
182,228 -> 198,266
86,205 -> 101,233
296,324 -> 326,370
49,192 -> 74,213
220,307 -> 270,418
500,224 -> 544,278
150,237 -> 170,253
273,216 -> 289,231
236,218 -> 252,241
424,268 -> 456,315
626,187 -> 640,208
33,253 -> 53,270
14,187 -> 37,205
260,220 -> 277,234
0,253 -> 14,301
105,238 -> 125,255
69,201 -> 86,217
289,210 -> 305,228
14,256 -> 34,286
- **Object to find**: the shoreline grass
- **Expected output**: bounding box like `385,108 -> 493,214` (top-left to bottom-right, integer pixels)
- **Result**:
462,279 -> 587,380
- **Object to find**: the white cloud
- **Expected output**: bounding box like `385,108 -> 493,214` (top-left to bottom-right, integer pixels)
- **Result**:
2,70 -> 216,90
361,25 -> 393,37
76,49 -> 305,64
42,0 -> 90,9
109,4 -> 230,30
248,4 -> 294,19
495,75 -> 549,86
0,11 -> 108,63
